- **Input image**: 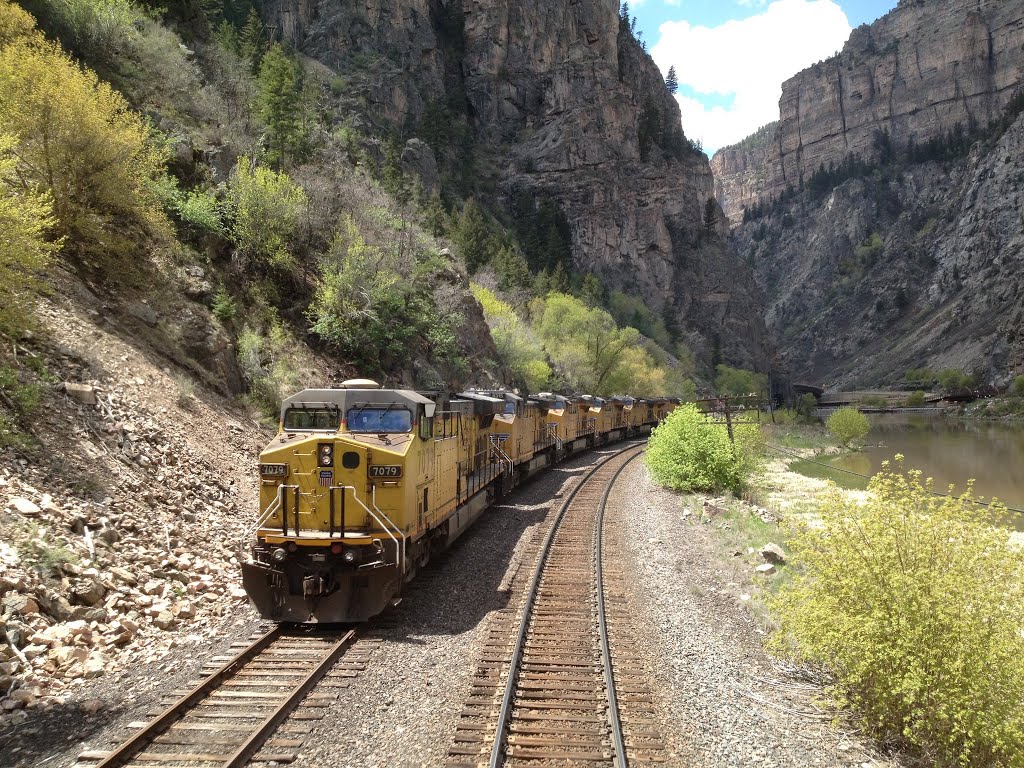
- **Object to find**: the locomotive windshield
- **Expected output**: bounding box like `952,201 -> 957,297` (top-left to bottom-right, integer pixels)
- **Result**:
283,406 -> 340,431
347,407 -> 412,433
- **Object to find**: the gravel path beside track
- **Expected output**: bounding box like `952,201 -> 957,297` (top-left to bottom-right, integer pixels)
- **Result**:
610,459 -> 897,768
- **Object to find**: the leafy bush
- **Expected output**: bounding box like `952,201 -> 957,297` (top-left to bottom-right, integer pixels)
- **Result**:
227,159 -> 306,272
938,368 -> 973,393
237,322 -> 308,420
772,458 -> 1024,766
646,403 -> 763,494
0,135 -> 59,338
472,284 -> 550,391
176,189 -> 223,234
1010,375 -> 1024,398
826,407 -> 870,446
0,11 -> 168,267
860,395 -> 887,408
795,392 -> 818,423
211,287 -> 237,322
714,364 -> 767,398
23,0 -> 144,63
905,390 -> 926,407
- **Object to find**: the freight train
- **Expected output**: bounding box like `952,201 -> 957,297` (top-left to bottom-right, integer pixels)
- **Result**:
242,379 -> 678,623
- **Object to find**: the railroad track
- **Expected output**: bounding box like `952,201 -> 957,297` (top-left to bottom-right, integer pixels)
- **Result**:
76,625 -> 377,767
448,444 -> 667,767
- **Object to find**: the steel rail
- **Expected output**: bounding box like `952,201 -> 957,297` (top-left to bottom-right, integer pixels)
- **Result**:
93,626 -> 357,768
595,449 -> 645,768
93,626 -> 283,768
221,629 -> 356,767
487,442 -> 645,768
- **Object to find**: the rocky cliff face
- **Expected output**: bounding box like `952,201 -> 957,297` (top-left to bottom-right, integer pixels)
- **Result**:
711,143 -> 770,226
713,0 -> 1024,223
736,110 -> 1024,387
717,0 -> 1024,386
263,0 -> 773,372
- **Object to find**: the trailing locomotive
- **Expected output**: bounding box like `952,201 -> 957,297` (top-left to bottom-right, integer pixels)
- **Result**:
242,379 -> 677,623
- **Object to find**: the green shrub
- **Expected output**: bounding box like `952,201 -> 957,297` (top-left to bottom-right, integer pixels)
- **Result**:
227,159 -> 306,272
772,458 -> 1024,766
905,390 -> 926,407
938,368 -> 973,393
714,364 -> 767,397
1010,375 -> 1024,398
826,406 -> 869,446
211,287 -> 236,322
23,0 -> 144,63
795,393 -> 818,423
176,189 -> 223,234
646,403 -> 762,494
860,395 -> 887,408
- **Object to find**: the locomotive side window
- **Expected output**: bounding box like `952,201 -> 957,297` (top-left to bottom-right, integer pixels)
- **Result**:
346,407 -> 412,433
283,407 -> 340,431
419,415 -> 432,440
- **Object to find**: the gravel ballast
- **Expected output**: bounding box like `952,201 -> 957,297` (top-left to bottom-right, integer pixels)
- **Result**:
609,459 -> 897,768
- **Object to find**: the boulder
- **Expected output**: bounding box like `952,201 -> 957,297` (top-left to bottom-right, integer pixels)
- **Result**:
70,579 -> 106,607
760,542 -> 787,565
63,383 -> 98,406
9,497 -> 40,517
3,594 -> 40,616
755,563 -> 776,576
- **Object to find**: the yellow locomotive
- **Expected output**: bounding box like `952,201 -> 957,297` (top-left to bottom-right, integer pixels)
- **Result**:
242,379 -> 677,623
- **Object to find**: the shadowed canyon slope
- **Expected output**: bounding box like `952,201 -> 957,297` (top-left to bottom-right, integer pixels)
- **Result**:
713,0 -> 1024,387
262,0 -> 772,372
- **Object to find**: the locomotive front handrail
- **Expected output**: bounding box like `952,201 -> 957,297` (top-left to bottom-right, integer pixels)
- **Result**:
370,486 -> 405,580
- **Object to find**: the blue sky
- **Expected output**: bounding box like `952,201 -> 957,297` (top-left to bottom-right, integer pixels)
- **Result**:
628,0 -> 899,154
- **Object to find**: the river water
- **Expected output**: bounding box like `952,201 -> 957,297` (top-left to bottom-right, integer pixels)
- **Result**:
790,413 -> 1024,515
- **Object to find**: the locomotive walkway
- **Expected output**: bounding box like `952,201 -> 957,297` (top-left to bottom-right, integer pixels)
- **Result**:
447,443 -> 667,766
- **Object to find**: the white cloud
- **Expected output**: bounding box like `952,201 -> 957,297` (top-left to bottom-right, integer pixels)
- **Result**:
650,0 -> 851,154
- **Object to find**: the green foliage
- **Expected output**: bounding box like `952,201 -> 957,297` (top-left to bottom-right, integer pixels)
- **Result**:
0,13 -> 169,268
795,393 -> 819,423
938,368 -> 974,393
531,292 -> 642,395
714,364 -> 767,397
211,287 -> 237,322
472,285 -> 550,392
905,390 -> 926,407
227,159 -> 306,272
23,0 -> 145,64
1011,376 -> 1024,398
509,190 -> 572,274
0,135 -> 59,338
18,521 -> 78,578
256,43 -> 310,165
453,197 -> 495,274
861,395 -> 888,408
646,403 -> 763,494
308,216 -> 461,376
853,232 -> 884,265
238,7 -> 266,72
826,406 -> 870,446
237,320 -> 308,420
607,291 -> 671,348
772,458 -> 1024,767
904,367 -> 935,387
176,188 -> 223,234
720,122 -> 779,154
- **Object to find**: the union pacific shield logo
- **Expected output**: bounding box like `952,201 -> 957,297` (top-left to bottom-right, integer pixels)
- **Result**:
318,470 -> 333,487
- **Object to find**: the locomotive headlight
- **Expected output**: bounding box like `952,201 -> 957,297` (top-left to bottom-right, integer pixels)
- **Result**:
317,443 -> 334,467
271,547 -> 288,563
343,549 -> 357,563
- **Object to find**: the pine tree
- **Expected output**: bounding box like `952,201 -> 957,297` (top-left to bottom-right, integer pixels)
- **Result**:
239,8 -> 266,73
703,196 -> 718,234
665,65 -> 678,94
257,44 -> 306,166
455,198 -> 493,274
620,2 -> 630,24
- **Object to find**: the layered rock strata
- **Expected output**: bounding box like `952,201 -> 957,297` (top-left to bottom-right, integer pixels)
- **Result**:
263,0 -> 773,371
